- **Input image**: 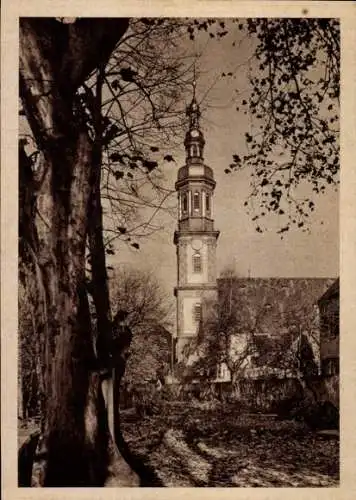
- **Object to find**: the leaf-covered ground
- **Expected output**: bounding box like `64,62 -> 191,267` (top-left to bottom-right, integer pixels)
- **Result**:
120,401 -> 339,487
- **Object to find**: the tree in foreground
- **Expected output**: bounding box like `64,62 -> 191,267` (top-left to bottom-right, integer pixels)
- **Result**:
19,16 -> 193,486
19,17 -> 138,486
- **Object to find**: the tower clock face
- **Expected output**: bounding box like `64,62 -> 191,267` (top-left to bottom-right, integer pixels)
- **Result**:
190,129 -> 200,138
191,239 -> 202,251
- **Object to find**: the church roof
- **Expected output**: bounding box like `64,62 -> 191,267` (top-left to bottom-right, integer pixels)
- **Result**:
216,277 -> 335,336
317,278 -> 339,305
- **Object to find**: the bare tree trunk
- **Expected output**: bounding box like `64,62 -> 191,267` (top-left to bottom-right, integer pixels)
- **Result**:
19,17 -> 135,486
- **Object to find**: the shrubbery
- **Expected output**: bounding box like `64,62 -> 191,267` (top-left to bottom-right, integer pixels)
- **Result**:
276,396 -> 339,430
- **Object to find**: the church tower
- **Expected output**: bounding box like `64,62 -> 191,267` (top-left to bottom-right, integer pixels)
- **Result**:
174,83 -> 219,362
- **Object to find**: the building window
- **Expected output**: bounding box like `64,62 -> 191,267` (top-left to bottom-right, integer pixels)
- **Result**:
193,192 -> 200,211
205,193 -> 210,212
217,363 -> 230,381
193,303 -> 202,323
193,252 -> 202,273
182,193 -> 188,213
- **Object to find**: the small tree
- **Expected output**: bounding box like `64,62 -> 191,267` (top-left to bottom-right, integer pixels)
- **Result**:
109,267 -> 173,387
184,271 -> 273,384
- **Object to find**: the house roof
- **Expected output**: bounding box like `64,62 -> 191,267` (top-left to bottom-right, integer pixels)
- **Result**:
216,277 -> 335,335
317,278 -> 339,305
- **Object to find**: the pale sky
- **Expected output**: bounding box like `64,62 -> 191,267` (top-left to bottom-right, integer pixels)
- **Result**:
109,20 -> 339,303
18,19 -> 339,297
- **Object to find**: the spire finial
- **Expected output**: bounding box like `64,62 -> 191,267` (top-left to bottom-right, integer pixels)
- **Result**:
192,78 -> 197,100
192,64 -> 197,100
184,65 -> 205,162
187,66 -> 201,130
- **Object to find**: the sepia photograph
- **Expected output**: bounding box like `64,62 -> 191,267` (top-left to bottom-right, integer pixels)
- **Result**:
11,11 -> 344,490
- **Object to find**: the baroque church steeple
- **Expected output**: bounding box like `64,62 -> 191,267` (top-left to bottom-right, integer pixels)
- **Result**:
173,81 -> 219,363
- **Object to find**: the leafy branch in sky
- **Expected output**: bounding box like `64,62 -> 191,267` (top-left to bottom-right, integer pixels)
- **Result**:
227,18 -> 340,234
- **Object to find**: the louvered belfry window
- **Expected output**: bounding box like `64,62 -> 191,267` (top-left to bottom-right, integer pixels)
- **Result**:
194,303 -> 202,323
206,192 -> 210,212
193,252 -> 202,273
182,193 -> 188,213
193,192 -> 200,211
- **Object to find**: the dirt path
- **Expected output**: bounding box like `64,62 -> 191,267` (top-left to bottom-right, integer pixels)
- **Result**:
149,429 -> 339,487
18,407 -> 339,488
121,405 -> 339,488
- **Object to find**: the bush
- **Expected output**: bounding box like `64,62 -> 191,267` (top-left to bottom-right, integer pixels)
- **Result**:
276,396 -> 339,430
159,384 -> 181,401
275,396 -> 306,420
131,384 -> 159,417
127,382 -> 182,417
295,401 -> 339,430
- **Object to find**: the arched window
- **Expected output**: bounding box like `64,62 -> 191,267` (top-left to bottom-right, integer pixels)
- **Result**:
193,252 -> 202,273
193,303 -> 202,323
182,193 -> 188,213
205,193 -> 210,212
193,192 -> 200,211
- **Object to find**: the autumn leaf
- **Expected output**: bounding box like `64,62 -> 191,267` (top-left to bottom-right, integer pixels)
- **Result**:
119,67 -> 137,82
164,154 -> 175,162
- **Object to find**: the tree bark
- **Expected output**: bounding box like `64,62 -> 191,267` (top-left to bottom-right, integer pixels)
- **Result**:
19,17 -> 132,486
87,66 -> 113,367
